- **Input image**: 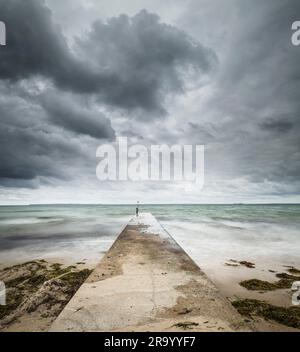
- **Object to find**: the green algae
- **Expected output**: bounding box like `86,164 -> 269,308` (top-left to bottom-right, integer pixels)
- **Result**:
0,290 -> 23,320
288,267 -> 300,275
0,261 -> 91,322
60,269 -> 91,294
232,299 -> 300,329
240,279 -> 277,291
240,271 -> 300,291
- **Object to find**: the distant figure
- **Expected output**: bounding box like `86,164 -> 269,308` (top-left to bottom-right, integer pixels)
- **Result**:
136,201 -> 139,217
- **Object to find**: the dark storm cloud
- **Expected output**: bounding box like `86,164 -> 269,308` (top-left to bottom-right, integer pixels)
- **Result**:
40,92 -> 115,140
1,0 -> 299,201
260,118 -> 294,134
75,10 -> 217,114
0,123 -> 78,187
0,83 -> 116,186
0,0 -> 100,92
0,87 -> 96,186
0,0 -> 217,115
0,0 -> 218,189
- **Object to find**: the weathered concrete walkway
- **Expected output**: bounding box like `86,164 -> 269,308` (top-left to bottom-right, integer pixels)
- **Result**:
50,213 -> 248,332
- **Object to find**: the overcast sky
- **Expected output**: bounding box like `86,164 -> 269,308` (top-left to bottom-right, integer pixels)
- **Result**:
0,0 -> 299,204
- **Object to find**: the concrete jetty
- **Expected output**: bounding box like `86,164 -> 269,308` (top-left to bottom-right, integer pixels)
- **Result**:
50,213 -> 248,332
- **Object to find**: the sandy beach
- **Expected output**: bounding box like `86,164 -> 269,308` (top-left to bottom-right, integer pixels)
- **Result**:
1,257 -> 299,332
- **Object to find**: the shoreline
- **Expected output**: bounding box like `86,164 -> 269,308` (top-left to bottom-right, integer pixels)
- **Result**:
1,257 -> 299,332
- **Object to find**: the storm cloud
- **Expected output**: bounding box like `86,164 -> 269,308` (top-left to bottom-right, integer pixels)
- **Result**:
40,91 -> 115,140
0,0 -> 217,115
75,10 -> 217,114
0,0 -> 218,189
0,0 -> 299,203
0,86 -> 94,187
0,0 -> 99,91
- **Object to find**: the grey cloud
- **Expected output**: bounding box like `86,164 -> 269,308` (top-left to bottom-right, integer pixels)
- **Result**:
76,10 -> 217,115
178,0 -> 300,191
0,0 -> 101,92
0,1 -> 217,115
0,89 -> 95,186
0,0 -> 67,80
40,92 -> 115,140
260,118 -> 294,134
0,124 -> 76,185
1,0 -> 299,202
187,122 -> 215,143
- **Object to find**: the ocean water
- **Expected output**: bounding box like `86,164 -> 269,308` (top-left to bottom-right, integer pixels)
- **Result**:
0,204 -> 299,274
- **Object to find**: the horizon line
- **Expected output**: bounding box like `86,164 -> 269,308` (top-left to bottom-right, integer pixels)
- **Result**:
0,202 -> 300,206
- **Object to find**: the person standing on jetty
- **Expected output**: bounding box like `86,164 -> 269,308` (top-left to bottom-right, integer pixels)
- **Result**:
136,201 -> 139,217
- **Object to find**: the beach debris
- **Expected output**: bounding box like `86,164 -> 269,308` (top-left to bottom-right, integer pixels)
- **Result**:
173,321 -> 199,330
232,299 -> 300,329
225,262 -> 239,267
239,261 -> 255,269
225,259 -> 255,269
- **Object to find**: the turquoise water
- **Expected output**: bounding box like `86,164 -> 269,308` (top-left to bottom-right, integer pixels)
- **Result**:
0,204 -> 299,270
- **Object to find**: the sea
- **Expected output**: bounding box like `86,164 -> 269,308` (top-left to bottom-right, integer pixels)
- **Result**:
0,204 -> 299,278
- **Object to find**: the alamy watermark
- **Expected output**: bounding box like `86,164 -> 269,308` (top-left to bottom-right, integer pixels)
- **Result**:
291,21 -> 300,46
0,281 -> 6,306
0,21 -> 6,46
96,137 -> 204,186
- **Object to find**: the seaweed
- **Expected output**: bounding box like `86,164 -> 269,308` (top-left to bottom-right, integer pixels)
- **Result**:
240,271 -> 300,291
5,275 -> 32,288
0,290 -> 23,320
26,274 -> 48,287
239,261 -> 255,269
232,299 -> 300,329
0,261 -> 91,323
288,267 -> 300,275
50,263 -> 62,271
47,265 -> 75,279
240,279 -> 277,291
173,321 -> 199,330
60,269 -> 91,294
225,260 -> 255,268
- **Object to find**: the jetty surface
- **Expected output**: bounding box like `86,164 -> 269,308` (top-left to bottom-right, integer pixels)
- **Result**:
50,213 -> 248,332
